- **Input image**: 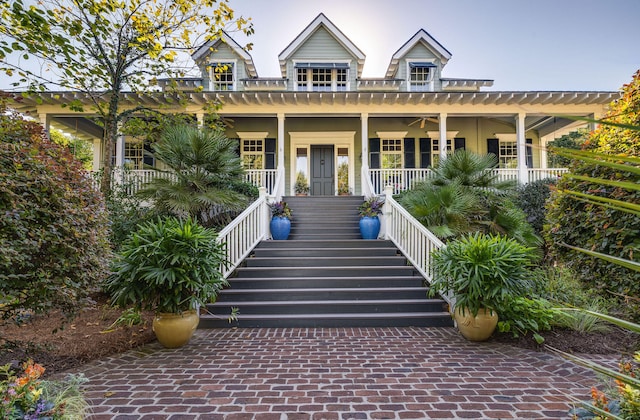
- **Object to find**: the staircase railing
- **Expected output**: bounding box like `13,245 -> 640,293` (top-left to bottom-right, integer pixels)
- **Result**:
216,187 -> 270,279
380,185 -> 451,306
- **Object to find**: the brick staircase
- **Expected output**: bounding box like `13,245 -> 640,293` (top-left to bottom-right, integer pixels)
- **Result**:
200,195 -> 452,328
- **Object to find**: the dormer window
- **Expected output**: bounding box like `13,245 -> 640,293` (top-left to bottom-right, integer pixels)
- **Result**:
210,62 -> 235,91
408,62 -> 436,92
295,63 -> 349,92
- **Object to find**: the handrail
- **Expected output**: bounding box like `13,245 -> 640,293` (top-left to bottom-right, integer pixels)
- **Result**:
361,165 -> 376,198
381,185 -> 451,307
271,166 -> 285,202
216,187 -> 270,279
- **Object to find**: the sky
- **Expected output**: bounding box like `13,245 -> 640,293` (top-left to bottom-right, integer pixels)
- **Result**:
226,0 -> 639,91
1,0 -> 638,92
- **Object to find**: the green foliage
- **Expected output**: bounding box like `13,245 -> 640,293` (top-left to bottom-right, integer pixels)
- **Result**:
295,171 -> 310,194
496,297 -> 559,343
531,266 -> 598,307
103,307 -> 143,332
104,216 -> 228,314
516,178 -> 556,234
429,232 -> 538,316
358,196 -> 384,217
554,299 -> 612,334
137,125 -> 250,228
0,96 -> 111,322
546,129 -> 588,167
545,71 -> 640,300
0,0 -> 253,194
401,150 -> 540,246
48,129 -> 93,170
337,163 -> 349,194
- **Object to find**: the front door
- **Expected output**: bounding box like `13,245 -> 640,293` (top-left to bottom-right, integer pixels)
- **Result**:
310,145 -> 334,195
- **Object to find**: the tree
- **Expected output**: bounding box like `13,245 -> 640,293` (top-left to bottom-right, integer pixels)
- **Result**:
545,70 -> 640,299
137,124 -> 255,227
0,93 -> 111,322
546,129 -> 588,167
0,0 -> 253,195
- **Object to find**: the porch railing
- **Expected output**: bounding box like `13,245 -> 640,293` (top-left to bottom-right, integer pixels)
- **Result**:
379,185 -> 450,306
369,168 -> 568,195
216,187 -> 270,279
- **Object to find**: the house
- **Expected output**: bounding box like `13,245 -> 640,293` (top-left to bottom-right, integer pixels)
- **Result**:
12,13 -> 618,197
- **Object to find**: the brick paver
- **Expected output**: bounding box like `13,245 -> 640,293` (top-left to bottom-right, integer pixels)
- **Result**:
75,327 -> 606,419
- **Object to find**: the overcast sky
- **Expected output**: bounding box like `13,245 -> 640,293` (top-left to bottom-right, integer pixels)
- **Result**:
228,0 -> 639,91
1,0 -> 638,92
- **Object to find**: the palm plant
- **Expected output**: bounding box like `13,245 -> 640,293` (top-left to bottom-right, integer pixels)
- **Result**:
399,149 -> 539,245
138,125 -> 249,227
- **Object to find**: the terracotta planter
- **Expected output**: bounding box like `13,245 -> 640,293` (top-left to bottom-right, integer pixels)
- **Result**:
152,310 -> 199,348
453,307 -> 498,342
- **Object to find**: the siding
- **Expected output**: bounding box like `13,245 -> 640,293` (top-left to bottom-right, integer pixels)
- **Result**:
285,26 -> 357,90
198,43 -> 248,91
396,43 -> 442,91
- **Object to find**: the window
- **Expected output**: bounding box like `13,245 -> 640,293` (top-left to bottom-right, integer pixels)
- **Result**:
211,63 -> 234,91
499,141 -> 518,168
381,139 -> 403,169
431,139 -> 452,167
295,63 -> 349,91
241,139 -> 264,169
111,138 -> 144,169
409,62 -> 435,92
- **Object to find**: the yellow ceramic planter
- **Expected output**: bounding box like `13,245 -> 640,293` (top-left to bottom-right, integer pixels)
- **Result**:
152,310 -> 199,348
454,307 -> 498,342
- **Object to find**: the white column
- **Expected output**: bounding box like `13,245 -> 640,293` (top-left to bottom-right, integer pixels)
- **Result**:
92,138 -> 102,171
116,134 -> 125,167
361,112 -> 369,169
439,113 -> 448,161
540,136 -> 549,169
38,113 -> 50,138
196,112 -> 205,128
516,113 -> 527,184
277,113 -> 285,169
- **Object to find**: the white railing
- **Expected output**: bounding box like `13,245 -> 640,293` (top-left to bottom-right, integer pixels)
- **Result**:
216,187 -> 270,279
379,185 -> 450,306
369,168 -> 569,194
528,168 -> 568,183
244,169 -> 278,195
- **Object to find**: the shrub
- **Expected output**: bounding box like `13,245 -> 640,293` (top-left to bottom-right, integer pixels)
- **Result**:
0,96 -> 111,321
531,265 -> 598,307
516,178 -> 556,234
496,297 -> 559,343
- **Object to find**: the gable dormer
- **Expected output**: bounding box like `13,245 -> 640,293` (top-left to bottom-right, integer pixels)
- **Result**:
278,13 -> 365,92
386,29 -> 452,92
192,31 -> 257,92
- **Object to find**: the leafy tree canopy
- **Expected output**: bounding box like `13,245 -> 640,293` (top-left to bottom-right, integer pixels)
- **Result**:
0,0 -> 253,193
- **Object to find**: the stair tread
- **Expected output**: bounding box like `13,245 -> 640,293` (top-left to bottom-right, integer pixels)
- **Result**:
210,299 -> 439,305
221,287 -> 428,293
201,312 -> 450,320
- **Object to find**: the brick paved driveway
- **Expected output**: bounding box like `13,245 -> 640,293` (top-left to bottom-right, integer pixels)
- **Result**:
79,327 -> 601,419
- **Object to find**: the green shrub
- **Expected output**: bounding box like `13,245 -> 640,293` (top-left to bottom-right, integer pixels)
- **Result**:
553,298 -> 612,334
496,297 -> 559,343
531,265 -> 598,307
516,178 -> 556,234
0,97 -> 111,321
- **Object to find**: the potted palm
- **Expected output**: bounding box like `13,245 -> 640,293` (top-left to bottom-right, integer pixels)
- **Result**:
358,196 -> 384,239
294,171 -> 309,196
104,216 -> 227,348
429,232 -> 536,341
269,200 -> 292,240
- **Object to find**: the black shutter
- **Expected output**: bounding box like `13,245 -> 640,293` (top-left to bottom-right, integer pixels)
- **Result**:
454,138 -> 466,150
265,138 -> 276,169
487,139 -> 499,167
229,138 -> 240,157
369,138 -> 380,169
526,138 -> 533,168
143,141 -> 155,168
419,138 -> 431,168
404,138 -> 415,169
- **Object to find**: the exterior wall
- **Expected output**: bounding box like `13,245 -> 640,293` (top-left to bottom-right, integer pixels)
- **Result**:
198,43 -> 248,91
395,43 -> 442,91
284,26 -> 358,91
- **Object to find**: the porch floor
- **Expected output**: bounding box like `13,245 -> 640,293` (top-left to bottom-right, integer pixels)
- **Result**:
78,327 -> 604,419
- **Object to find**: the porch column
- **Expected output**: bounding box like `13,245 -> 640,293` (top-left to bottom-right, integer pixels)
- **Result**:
116,134 -> 125,167
361,112 -> 369,169
196,112 -> 205,128
38,113 -> 51,137
439,113 -> 448,161
92,138 -> 102,171
516,113 -> 527,184
277,113 -> 285,169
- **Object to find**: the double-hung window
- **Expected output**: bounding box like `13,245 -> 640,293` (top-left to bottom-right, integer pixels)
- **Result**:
381,138 -> 403,169
408,62 -> 436,92
499,140 -> 518,168
241,139 -> 264,169
295,63 -> 349,92
210,62 -> 234,91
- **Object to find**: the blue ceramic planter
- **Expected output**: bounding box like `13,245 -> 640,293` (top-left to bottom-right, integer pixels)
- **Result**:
270,216 -> 291,240
359,216 -> 380,239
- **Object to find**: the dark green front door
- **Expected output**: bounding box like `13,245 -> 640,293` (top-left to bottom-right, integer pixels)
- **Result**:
310,145 -> 334,195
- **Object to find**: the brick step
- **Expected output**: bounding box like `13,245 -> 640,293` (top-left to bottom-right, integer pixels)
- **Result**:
243,256 -> 407,267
